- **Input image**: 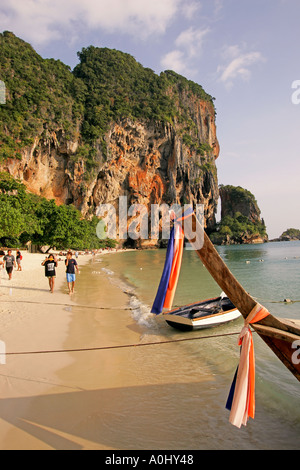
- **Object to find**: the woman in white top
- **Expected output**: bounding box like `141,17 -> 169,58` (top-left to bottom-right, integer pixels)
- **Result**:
0,250 -> 5,283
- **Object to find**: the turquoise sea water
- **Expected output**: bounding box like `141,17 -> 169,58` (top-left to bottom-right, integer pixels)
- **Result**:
94,241 -> 300,449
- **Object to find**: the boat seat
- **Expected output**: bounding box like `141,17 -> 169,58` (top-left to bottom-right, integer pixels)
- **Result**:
190,306 -> 221,317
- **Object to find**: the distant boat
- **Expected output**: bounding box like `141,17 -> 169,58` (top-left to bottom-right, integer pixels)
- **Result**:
163,293 -> 241,331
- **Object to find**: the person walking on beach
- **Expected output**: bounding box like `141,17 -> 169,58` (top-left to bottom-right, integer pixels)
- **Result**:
0,250 -> 5,284
3,250 -> 16,280
42,254 -> 58,293
65,251 -> 79,294
16,250 -> 22,271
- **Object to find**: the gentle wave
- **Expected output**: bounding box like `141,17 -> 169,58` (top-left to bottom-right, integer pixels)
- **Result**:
129,295 -> 159,330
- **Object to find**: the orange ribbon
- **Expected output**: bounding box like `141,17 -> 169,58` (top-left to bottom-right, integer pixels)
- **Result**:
163,224 -> 184,309
163,209 -> 193,310
228,303 -> 270,428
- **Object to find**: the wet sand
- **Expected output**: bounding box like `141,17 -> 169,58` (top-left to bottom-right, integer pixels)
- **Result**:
0,251 -> 92,449
0,252 -> 215,450
1,251 -> 299,450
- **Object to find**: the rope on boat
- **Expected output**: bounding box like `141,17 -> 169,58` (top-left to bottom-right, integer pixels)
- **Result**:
1,296 -> 296,358
2,297 -> 299,311
171,298 -> 300,310
4,330 -> 242,357
0,299 -> 132,311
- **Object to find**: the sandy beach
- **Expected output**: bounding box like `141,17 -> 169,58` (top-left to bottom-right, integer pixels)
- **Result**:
0,249 -> 168,450
0,250 -> 215,450
1,248 -> 299,450
0,250 -> 95,449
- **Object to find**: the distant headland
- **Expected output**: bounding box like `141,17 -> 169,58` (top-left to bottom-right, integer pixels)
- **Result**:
270,228 -> 300,243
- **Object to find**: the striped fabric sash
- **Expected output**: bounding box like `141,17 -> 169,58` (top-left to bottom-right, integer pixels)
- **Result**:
226,303 -> 270,428
151,208 -> 193,315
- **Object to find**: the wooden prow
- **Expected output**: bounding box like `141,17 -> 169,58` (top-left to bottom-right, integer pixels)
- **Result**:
182,212 -> 300,382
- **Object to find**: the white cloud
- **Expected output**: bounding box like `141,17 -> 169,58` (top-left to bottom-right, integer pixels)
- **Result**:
181,1 -> 202,20
217,44 -> 265,89
214,0 -> 223,15
0,0 -> 183,45
175,26 -> 210,57
161,50 -> 186,74
161,26 -> 210,75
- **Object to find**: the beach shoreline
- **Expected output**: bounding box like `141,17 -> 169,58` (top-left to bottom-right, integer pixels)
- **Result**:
0,248 -> 144,450
0,247 -> 203,450
0,250 -> 94,449
1,247 -> 299,450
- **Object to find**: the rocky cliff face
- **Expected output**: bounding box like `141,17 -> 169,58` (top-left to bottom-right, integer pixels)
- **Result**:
219,185 -> 262,224
1,112 -> 219,246
211,185 -> 268,245
1,131 -> 79,205
0,34 -> 220,246
90,101 -> 219,216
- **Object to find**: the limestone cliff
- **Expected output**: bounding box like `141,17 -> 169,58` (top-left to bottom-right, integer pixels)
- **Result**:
219,185 -> 263,225
0,33 -> 219,246
1,113 -> 219,246
210,185 -> 268,245
87,110 -> 219,229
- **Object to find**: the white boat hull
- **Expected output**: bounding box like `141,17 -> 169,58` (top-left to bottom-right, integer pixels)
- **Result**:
164,308 -> 241,330
163,295 -> 242,331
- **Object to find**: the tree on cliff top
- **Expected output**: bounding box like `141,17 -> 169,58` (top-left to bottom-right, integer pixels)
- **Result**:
0,31 -> 82,161
73,46 -> 215,143
280,228 -> 300,240
0,32 -> 215,168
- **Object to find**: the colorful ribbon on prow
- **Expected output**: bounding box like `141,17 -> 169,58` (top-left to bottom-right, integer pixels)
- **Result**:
151,208 -> 193,315
226,303 -> 270,428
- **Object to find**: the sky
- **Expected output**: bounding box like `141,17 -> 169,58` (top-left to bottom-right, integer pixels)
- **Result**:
0,0 -> 299,238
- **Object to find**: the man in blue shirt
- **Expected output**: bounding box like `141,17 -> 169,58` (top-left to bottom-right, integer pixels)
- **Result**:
65,251 -> 79,295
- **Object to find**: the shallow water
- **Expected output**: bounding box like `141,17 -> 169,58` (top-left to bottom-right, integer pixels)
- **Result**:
68,242 -> 300,450
0,243 -> 295,450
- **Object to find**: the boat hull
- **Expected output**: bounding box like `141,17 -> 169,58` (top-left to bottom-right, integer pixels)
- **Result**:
163,296 -> 242,331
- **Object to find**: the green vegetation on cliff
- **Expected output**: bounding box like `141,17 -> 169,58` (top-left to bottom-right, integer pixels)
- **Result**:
210,185 -> 267,245
0,32 -> 215,167
73,47 -> 215,161
210,213 -> 267,245
0,173 -> 116,249
0,31 -> 82,160
279,228 -> 300,240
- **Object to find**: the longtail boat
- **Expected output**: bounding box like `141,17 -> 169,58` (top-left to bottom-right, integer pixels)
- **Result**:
181,211 -> 300,383
164,293 -> 241,331
151,208 -> 300,427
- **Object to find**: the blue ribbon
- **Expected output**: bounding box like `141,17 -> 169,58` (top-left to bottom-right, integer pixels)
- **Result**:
151,226 -> 175,315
